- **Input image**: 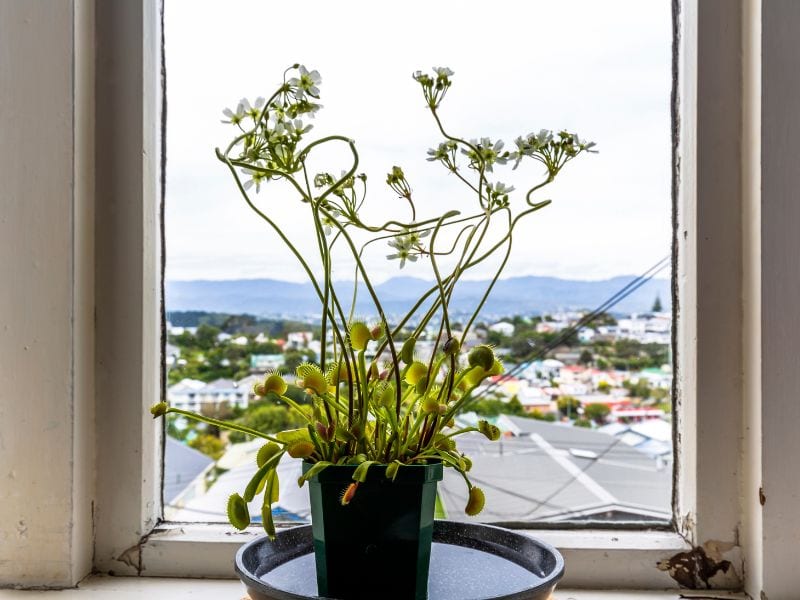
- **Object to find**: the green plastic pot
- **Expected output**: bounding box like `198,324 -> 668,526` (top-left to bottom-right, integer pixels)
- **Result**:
303,460 -> 444,600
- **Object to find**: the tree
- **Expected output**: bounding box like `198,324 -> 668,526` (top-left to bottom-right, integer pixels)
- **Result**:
556,395 -> 581,419
195,323 -> 221,351
584,403 -> 611,424
579,349 -> 593,365
652,295 -> 663,312
529,409 -> 557,422
597,380 -> 611,394
284,349 -> 317,373
200,401 -> 235,437
228,404 -> 310,443
188,434 -> 226,460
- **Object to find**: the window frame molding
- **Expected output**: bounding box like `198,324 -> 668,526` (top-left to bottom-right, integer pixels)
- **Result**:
92,0 -> 748,589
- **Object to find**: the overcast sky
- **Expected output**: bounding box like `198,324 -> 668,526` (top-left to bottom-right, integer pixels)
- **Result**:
164,0 -> 672,283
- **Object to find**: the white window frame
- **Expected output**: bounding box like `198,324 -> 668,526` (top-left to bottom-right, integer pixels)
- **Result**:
85,0 -> 782,592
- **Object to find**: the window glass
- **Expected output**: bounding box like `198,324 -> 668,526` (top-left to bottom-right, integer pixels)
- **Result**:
163,0 -> 673,526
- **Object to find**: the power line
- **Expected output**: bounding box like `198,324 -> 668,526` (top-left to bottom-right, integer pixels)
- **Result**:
472,254 -> 671,401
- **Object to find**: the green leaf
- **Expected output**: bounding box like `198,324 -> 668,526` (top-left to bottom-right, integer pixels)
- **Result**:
334,426 -> 356,443
275,428 -> 312,444
261,481 -> 276,540
436,451 -> 465,472
400,336 -> 416,364
267,469 -> 279,504
243,450 -> 284,502
478,420 -> 501,441
352,460 -> 378,483
227,493 -> 250,530
286,440 -> 315,458
257,442 -> 281,468
297,460 -> 333,487
385,460 -> 402,482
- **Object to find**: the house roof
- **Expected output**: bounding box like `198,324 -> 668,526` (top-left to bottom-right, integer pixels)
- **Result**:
170,444 -> 308,522
163,437 -> 214,504
438,416 -> 671,523
200,378 -> 237,391
168,416 -> 671,526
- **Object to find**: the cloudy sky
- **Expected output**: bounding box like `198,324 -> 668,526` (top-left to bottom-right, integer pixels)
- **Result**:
164,0 -> 672,283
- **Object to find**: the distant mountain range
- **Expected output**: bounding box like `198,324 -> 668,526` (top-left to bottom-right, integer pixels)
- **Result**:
166,275 -> 671,321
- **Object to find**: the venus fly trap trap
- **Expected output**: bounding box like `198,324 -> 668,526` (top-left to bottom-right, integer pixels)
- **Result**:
151,64 -> 593,599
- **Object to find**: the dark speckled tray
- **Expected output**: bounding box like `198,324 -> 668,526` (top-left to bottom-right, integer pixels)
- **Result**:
236,520 -> 564,600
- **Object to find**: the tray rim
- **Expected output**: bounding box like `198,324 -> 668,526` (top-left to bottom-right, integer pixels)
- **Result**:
235,520 -> 565,600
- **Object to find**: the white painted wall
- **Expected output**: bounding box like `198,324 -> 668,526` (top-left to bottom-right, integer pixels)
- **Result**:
0,0 -> 95,588
759,2 -> 800,597
0,0 -> 799,593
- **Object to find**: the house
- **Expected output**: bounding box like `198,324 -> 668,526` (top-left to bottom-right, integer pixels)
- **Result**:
440,416 -> 671,523
286,331 -> 313,349
599,418 -> 672,461
164,342 -> 181,367
250,353 -> 285,372
167,378 -> 207,411
195,378 -> 250,409
488,321 -> 515,337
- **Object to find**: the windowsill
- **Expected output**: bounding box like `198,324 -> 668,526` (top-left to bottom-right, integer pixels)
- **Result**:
0,577 -> 748,599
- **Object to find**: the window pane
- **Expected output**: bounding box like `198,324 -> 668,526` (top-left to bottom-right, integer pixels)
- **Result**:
163,0 -> 674,526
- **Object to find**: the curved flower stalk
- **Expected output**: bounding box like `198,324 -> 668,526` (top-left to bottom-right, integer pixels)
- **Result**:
151,65 -> 595,538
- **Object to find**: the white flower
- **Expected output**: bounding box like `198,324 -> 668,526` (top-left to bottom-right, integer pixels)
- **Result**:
387,243 -> 418,269
536,129 -> 554,146
289,65 -> 321,98
240,166 -> 267,192
240,97 -> 265,120
487,181 -> 515,195
221,103 -> 245,125
321,209 -> 341,236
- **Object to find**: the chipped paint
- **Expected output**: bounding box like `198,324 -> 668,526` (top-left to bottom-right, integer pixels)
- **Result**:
657,542 -> 734,589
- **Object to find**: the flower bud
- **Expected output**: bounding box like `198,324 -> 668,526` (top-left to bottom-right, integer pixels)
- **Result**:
286,440 -> 315,458
443,337 -> 460,356
263,373 -> 288,396
422,395 -> 439,414
379,383 -> 396,409
400,336 -> 416,364
405,361 -> 427,385
468,345 -> 495,371
349,322 -> 371,351
465,486 -> 485,516
150,402 -> 168,418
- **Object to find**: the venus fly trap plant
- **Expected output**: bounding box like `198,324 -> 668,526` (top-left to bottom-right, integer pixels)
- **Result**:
151,64 -> 594,538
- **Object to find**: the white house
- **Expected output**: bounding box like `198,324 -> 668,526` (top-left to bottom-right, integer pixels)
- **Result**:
167,378 -> 207,411
488,321 -> 515,337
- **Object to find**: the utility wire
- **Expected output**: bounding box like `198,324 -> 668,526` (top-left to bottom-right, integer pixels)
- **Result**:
472,254 -> 671,402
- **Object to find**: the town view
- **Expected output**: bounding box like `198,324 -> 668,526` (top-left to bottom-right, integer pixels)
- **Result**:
163,1 -> 673,527
164,294 -> 673,525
